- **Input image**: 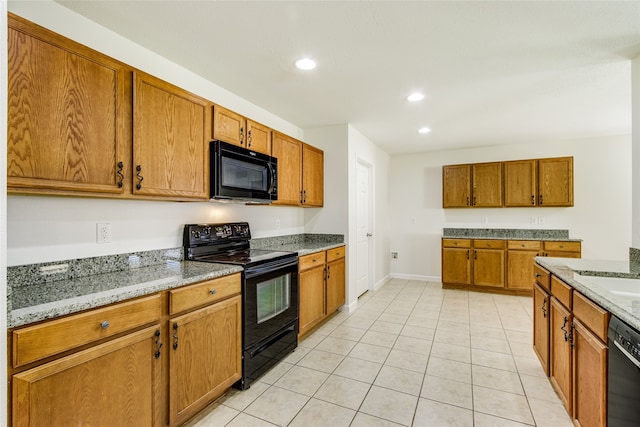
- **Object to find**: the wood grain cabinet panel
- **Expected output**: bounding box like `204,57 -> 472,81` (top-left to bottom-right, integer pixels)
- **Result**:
213,105 -> 246,148
538,157 -> 573,206
298,264 -> 326,336
7,14 -> 128,195
472,162 -> 503,207
472,246 -> 505,288
442,164 -> 472,208
442,244 -> 472,285
550,297 -> 573,415
572,319 -> 607,427
272,131 -> 303,205
13,326 -> 162,427
246,120 -> 272,155
504,159 -> 538,207
302,144 -> 324,207
326,253 -> 346,315
169,295 -> 242,426
533,282 -> 551,376
133,71 -> 210,199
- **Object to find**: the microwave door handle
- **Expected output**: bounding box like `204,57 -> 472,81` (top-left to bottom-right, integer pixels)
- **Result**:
267,163 -> 276,194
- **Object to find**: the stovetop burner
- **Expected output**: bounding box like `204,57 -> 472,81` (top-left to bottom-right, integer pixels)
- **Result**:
183,222 -> 296,267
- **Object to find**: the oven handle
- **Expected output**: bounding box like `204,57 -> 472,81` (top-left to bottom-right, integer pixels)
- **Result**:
613,339 -> 640,369
248,324 -> 296,359
244,257 -> 299,278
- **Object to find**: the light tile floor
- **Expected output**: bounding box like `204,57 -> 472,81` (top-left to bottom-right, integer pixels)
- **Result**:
185,279 -> 573,427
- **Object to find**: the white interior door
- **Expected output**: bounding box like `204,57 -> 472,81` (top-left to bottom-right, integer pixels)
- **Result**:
356,160 -> 372,297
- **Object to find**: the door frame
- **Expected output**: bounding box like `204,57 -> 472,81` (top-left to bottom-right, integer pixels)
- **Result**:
356,157 -> 374,297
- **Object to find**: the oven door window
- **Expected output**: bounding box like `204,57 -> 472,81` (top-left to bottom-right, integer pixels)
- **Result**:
222,157 -> 268,192
256,273 -> 291,324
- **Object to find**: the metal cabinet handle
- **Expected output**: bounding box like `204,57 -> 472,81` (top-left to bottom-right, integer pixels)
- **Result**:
154,329 -> 163,359
116,161 -> 124,188
209,289 -> 217,295
474,250 -> 477,260
247,130 -> 252,147
473,196 -> 477,206
327,265 -> 331,279
539,194 -> 544,205
561,316 -> 569,341
172,322 -> 179,350
535,273 -> 541,278
100,320 -> 110,329
240,127 -> 245,145
135,165 -> 144,190
541,297 -> 547,318
466,250 -> 470,260
466,196 -> 470,206
531,195 -> 535,205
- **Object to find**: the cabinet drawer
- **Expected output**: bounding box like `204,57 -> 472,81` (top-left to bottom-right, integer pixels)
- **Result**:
169,273 -> 241,315
551,276 -> 573,310
508,240 -> 542,251
474,239 -> 506,249
13,294 -> 162,368
534,264 -> 551,292
442,239 -> 471,248
299,251 -> 326,271
544,241 -> 581,253
326,246 -> 346,262
573,292 -> 609,342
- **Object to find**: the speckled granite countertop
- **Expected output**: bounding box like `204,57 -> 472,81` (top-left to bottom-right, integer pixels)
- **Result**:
8,233 -> 345,329
443,228 -> 581,241
251,233 -> 345,256
9,257 -> 242,328
535,257 -> 640,331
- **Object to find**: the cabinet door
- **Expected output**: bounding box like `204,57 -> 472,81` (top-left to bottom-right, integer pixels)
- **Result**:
550,298 -> 573,415
272,132 -> 302,206
302,144 -> 324,207
442,247 -> 471,285
169,295 -> 242,426
299,266 -> 326,336
133,72 -> 210,199
538,157 -> 573,207
13,326 -> 162,427
212,105 -> 245,147
246,120 -> 272,155
533,283 -> 550,376
504,160 -> 537,207
326,257 -> 346,315
473,248 -> 505,287
572,319 -> 607,427
472,162 -> 503,207
7,15 -> 127,195
507,250 -> 540,290
442,164 -> 471,208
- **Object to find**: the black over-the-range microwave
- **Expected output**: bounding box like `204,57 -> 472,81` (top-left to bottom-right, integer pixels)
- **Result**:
210,140 -> 278,203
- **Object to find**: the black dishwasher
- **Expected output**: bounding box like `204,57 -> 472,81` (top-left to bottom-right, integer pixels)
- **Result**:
608,315 -> 640,426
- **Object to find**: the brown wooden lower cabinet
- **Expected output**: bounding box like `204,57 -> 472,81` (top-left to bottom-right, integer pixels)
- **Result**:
9,273 -> 243,427
299,246 -> 346,337
532,263 -> 609,427
12,325 -> 162,427
533,282 -> 550,375
549,296 -> 573,414
442,238 -> 580,294
169,295 -> 242,426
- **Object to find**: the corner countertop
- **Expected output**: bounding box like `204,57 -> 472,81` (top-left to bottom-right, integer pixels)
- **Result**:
535,257 -> 640,331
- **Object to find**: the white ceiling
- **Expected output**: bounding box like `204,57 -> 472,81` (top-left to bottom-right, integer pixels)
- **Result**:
55,1 -> 640,155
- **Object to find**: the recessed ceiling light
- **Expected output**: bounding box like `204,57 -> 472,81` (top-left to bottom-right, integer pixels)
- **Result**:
407,93 -> 425,102
295,58 -> 316,70
418,127 -> 431,134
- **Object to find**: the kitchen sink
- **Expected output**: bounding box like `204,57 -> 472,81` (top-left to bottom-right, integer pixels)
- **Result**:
575,274 -> 640,298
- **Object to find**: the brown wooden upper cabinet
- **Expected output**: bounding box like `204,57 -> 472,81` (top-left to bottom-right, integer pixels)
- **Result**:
133,71 -> 210,200
7,13 -> 128,196
212,105 -> 272,155
272,131 -> 324,207
444,156 -> 573,208
442,162 -> 502,208
504,157 -> 573,207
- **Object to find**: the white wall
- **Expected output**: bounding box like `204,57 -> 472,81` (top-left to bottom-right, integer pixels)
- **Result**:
633,56 -> 640,249
1,2 -> 9,425
389,135 -> 632,279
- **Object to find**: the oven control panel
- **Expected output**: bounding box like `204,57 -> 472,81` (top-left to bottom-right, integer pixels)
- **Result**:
184,222 -> 251,245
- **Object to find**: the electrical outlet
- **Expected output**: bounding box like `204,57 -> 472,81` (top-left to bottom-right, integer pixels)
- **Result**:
391,252 -> 398,260
276,219 -> 281,229
96,223 -> 111,243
